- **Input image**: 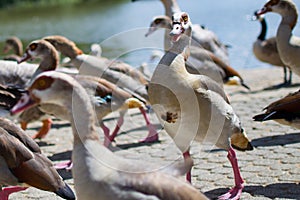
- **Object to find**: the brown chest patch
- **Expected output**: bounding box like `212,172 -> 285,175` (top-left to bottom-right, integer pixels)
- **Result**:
161,112 -> 178,123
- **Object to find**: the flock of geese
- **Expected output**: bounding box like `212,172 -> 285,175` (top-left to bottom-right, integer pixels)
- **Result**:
0,0 -> 300,199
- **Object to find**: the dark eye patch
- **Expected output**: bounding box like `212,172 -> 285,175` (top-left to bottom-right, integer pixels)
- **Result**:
29,43 -> 38,51
154,19 -> 162,24
30,76 -> 54,91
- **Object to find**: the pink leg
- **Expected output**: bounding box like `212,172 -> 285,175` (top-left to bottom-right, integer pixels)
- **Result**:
54,160 -> 73,171
108,115 -> 125,143
0,186 -> 28,200
183,151 -> 192,183
218,147 -> 244,200
139,107 -> 159,143
100,121 -> 111,147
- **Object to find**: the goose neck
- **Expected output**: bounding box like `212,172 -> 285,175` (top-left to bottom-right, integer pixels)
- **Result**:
161,0 -> 181,17
164,23 -> 173,51
69,85 -> 100,145
169,27 -> 192,59
258,18 -> 267,40
13,42 -> 23,56
279,5 -> 298,30
39,54 -> 59,72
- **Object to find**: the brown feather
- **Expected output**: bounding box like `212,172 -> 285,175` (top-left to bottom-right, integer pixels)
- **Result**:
11,154 -> 64,192
0,118 -> 40,153
123,171 -> 208,200
264,90 -> 300,113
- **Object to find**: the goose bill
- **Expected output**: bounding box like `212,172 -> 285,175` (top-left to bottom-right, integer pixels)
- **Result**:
18,52 -> 32,64
10,93 -> 37,115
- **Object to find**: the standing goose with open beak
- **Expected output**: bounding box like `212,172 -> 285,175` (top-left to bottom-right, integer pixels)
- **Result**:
148,12 -> 253,200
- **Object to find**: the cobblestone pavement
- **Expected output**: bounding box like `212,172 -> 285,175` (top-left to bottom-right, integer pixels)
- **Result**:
9,68 -> 300,199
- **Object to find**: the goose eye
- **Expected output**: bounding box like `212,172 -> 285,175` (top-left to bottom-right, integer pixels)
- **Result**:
31,76 -> 54,90
154,19 -> 162,24
182,15 -> 188,23
29,43 -> 38,51
38,80 -> 46,87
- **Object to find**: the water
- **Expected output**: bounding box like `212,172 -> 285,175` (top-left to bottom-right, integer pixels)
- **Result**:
1,0 -> 300,70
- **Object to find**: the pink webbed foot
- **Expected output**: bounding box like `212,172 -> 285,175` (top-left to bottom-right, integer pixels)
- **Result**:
218,185 -> 244,200
139,107 -> 159,143
54,160 -> 73,170
0,186 -> 28,200
218,147 -> 244,200
103,137 -> 113,147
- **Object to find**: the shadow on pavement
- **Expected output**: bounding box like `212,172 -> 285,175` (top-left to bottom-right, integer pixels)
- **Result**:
251,132 -> 300,147
48,150 -> 72,161
205,183 -> 300,199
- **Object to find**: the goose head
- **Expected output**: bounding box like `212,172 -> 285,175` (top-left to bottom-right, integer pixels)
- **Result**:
145,15 -> 172,37
257,0 -> 297,17
43,35 -> 83,59
3,36 -> 23,56
257,0 -> 298,29
169,12 -> 192,43
18,40 -> 58,64
11,71 -> 75,114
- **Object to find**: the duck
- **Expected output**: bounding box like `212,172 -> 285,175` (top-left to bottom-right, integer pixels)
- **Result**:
145,15 -> 250,89
133,0 -> 230,65
19,39 -> 158,145
41,35 -> 150,101
2,36 -> 23,62
10,71 -> 209,200
253,90 -> 300,128
148,12 -> 253,199
252,10 -> 292,87
0,117 -> 75,200
256,0 -> 300,79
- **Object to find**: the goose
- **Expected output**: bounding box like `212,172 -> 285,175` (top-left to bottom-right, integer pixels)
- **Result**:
145,15 -> 250,89
133,0 -> 230,65
0,83 -> 50,140
257,0 -> 300,78
11,71 -> 209,200
42,35 -> 150,101
2,36 -> 23,62
252,10 -> 292,87
19,39 -> 158,145
0,117 -> 75,200
253,90 -> 300,128
148,12 -> 253,199
0,40 -> 60,139
90,43 -> 102,57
